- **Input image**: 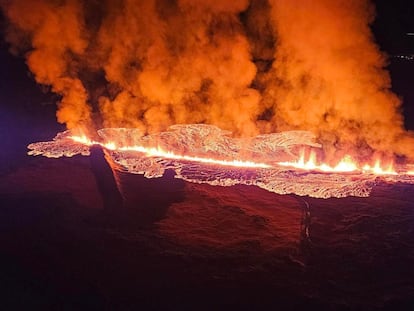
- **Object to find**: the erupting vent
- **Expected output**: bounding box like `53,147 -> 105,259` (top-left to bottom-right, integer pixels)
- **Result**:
28,125 -> 414,199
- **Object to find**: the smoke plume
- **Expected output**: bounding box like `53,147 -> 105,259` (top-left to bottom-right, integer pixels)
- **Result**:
1,0 -> 413,160
264,0 -> 414,161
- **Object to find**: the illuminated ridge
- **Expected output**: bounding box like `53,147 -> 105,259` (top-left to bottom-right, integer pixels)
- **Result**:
27,125 -> 414,198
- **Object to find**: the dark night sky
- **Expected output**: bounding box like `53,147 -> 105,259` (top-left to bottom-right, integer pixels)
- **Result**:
372,0 -> 414,129
373,0 -> 414,54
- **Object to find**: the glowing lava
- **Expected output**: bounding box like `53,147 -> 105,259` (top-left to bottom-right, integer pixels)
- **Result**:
277,149 -> 398,175
69,135 -> 272,169
277,150 -> 357,173
27,126 -> 414,198
70,135 -> 405,175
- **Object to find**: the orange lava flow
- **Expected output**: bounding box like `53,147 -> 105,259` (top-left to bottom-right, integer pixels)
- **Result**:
277,149 -> 398,175
69,135 -> 272,169
70,135 -> 413,175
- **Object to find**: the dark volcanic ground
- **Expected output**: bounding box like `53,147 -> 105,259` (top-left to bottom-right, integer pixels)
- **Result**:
2,11 -> 414,311
1,78 -> 414,310
1,134 -> 414,311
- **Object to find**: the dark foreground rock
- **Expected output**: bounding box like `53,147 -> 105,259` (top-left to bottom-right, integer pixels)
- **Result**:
0,150 -> 413,310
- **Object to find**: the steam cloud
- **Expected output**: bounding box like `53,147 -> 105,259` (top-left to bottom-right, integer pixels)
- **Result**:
1,0 -> 414,161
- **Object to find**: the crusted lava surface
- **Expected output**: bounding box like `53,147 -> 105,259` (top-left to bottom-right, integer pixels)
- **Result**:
1,142 -> 414,310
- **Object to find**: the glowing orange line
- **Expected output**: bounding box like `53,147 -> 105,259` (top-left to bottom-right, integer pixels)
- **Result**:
69,135 -> 413,175
69,135 -> 272,169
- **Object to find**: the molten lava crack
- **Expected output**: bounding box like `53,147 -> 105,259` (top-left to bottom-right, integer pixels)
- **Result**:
27,125 -> 414,198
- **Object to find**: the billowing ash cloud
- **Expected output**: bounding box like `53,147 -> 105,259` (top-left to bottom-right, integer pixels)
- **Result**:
262,0 -> 414,161
1,0 -> 414,161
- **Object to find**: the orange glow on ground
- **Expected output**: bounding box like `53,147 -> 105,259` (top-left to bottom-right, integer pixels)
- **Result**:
70,135 -> 411,176
69,135 -> 272,169
277,149 -> 398,175
277,150 -> 358,173
362,160 -> 397,175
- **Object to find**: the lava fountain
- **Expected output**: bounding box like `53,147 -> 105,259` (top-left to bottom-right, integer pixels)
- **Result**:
28,124 -> 414,199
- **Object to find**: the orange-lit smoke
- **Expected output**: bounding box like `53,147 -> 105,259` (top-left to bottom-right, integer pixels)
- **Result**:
1,0 -> 92,129
1,0 -> 414,160
263,0 -> 414,161
1,0 -> 260,136
96,0 -> 260,136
